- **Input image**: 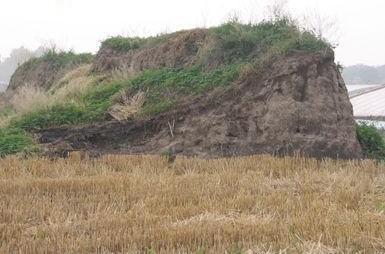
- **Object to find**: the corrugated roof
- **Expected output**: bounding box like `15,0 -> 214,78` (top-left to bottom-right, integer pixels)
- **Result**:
347,85 -> 385,117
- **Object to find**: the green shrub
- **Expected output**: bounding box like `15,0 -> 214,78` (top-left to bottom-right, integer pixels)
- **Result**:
101,36 -> 145,51
0,127 -> 32,157
356,122 -> 385,160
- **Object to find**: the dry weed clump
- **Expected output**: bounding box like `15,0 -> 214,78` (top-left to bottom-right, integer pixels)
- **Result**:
0,155 -> 384,253
1,64 -> 96,120
0,94 -> 12,127
108,90 -> 146,120
9,84 -> 54,114
110,65 -> 135,82
50,64 -> 95,99
0,116 -> 9,127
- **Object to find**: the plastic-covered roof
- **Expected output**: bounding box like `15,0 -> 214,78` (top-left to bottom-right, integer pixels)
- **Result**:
347,85 -> 385,117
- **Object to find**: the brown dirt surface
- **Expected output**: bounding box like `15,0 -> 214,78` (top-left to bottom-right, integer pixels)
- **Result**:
37,51 -> 361,159
91,29 -> 209,73
7,54 -> 92,92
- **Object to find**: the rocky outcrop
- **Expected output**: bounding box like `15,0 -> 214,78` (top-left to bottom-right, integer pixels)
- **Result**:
38,51 -> 361,159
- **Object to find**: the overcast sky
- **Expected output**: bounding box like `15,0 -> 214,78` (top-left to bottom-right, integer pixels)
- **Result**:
0,0 -> 384,66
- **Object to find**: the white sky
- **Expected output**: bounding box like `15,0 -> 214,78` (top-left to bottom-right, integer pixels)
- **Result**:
0,0 -> 384,66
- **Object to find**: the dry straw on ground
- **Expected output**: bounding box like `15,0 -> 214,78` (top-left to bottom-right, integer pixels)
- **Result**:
108,91 -> 146,121
0,154 -> 385,253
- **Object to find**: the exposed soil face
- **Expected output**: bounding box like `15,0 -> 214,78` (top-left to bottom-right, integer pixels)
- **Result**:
37,52 -> 361,159
7,54 -> 92,92
92,29 -> 209,73
8,61 -> 68,92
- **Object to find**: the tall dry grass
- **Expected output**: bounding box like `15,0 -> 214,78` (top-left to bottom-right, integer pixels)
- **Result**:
0,93 -> 11,127
1,154 -> 385,253
0,65 -> 95,124
9,84 -> 55,114
1,64 -> 132,125
110,65 -> 135,82
0,114 -> 11,128
50,64 -> 95,99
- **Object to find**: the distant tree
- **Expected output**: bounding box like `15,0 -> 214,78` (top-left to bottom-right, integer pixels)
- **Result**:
342,65 -> 385,84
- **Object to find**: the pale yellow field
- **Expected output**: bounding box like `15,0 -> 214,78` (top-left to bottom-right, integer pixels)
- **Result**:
1,154 -> 385,253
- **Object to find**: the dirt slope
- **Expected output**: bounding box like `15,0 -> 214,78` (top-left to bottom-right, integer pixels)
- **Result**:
7,52 -> 93,92
38,51 -> 361,159
91,29 -> 209,73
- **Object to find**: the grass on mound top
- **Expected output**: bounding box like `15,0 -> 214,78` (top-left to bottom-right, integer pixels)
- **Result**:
100,17 -> 331,67
23,49 -> 93,71
206,18 -> 330,64
101,36 -> 146,52
100,33 -> 173,52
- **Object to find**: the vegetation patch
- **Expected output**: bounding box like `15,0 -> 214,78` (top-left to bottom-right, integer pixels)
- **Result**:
100,33 -> 175,52
7,63 -> 241,135
206,18 -> 330,64
10,103 -> 89,131
0,106 -> 15,127
101,36 -> 146,52
130,63 -> 241,116
9,81 -> 125,131
356,122 -> 385,160
0,127 -> 32,156
99,17 -> 330,68
26,49 -> 93,69
1,62 -> 240,158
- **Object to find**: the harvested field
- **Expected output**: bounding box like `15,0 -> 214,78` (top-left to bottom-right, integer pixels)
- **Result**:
1,154 -> 385,253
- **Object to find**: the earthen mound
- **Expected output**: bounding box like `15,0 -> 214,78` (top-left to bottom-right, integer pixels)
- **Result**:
39,51 -> 361,159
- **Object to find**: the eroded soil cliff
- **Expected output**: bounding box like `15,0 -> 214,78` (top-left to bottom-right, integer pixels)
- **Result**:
37,51 -> 361,159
